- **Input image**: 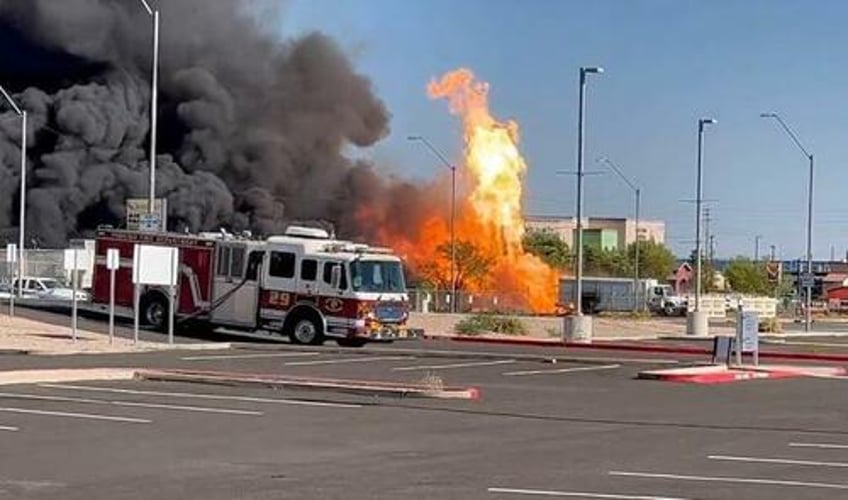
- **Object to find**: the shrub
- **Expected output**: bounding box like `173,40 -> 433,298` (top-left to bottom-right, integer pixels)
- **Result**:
454,313 -> 528,336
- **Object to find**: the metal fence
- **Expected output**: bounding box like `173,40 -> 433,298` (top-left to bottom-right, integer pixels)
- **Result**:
407,289 -> 540,314
0,249 -> 68,284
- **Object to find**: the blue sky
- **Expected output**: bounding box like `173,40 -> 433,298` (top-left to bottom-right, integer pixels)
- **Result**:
280,0 -> 848,260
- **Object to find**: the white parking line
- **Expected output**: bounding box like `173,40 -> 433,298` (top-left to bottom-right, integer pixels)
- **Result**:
709,454 -> 848,468
790,442 -> 848,450
39,384 -> 362,409
285,356 -> 412,367
0,392 -> 263,416
393,360 -> 516,372
0,425 -> 18,432
180,352 -> 320,361
609,471 -> 848,490
503,364 -> 621,377
113,401 -> 262,415
0,407 -> 150,424
488,487 -> 689,499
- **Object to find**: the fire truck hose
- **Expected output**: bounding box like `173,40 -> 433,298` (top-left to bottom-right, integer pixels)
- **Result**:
177,275 -> 252,324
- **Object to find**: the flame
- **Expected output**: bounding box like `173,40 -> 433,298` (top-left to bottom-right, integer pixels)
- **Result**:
369,68 -> 558,313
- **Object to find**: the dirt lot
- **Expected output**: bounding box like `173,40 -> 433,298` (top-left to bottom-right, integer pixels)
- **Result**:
408,312 -> 736,339
0,313 -> 170,354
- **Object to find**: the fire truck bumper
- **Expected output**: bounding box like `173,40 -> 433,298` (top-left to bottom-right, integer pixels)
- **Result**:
356,325 -> 421,342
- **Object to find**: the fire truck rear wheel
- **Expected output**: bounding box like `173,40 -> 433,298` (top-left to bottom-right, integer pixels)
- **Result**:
141,293 -> 169,332
289,315 -> 325,346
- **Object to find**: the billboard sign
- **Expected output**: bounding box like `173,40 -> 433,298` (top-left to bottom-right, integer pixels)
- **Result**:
126,198 -> 167,232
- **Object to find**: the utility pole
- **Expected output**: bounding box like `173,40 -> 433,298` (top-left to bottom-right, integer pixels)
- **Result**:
709,235 -> 716,263
703,208 -> 712,262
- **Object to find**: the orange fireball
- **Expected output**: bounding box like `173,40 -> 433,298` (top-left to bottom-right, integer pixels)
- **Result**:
369,68 -> 559,313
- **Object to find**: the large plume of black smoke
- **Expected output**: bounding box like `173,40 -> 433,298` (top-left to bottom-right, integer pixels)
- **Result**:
0,0 -> 412,247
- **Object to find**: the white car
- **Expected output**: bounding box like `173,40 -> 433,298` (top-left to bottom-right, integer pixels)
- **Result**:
0,277 -> 89,302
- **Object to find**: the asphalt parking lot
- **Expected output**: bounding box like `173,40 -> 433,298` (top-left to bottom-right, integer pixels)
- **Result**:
2,341 -> 848,499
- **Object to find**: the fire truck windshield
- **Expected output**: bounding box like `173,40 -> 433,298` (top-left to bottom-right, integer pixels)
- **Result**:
350,260 -> 405,293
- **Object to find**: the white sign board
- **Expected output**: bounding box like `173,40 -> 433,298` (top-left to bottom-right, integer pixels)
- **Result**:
799,273 -> 815,289
740,311 -> 759,353
106,249 -> 120,270
5,244 -> 16,263
64,248 -> 93,272
132,244 -> 179,286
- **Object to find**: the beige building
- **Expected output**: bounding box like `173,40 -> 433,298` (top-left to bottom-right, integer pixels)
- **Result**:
524,215 -> 666,250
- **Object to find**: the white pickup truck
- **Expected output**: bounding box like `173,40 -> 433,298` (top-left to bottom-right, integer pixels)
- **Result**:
0,277 -> 89,302
646,284 -> 688,316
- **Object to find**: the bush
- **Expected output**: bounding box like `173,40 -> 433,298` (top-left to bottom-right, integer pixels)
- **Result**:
454,313 -> 527,336
759,317 -> 782,333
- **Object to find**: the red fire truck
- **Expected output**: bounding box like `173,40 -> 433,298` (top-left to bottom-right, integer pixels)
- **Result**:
90,226 -> 412,346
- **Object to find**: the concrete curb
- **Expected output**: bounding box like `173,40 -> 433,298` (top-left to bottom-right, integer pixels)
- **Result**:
0,349 -> 29,356
15,342 -> 232,357
426,334 -> 848,363
638,364 -> 848,384
135,369 -> 481,400
0,368 -> 137,386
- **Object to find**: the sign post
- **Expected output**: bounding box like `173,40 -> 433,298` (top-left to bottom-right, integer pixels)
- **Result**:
72,247 -> 78,342
106,248 -> 120,345
5,244 -> 16,317
66,240 -> 88,343
132,244 -> 179,345
168,248 -> 176,345
735,310 -> 759,366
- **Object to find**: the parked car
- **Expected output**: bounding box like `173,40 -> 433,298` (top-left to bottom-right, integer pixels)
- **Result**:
0,277 -> 89,302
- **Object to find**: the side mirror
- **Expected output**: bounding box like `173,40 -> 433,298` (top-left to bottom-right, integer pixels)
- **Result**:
331,266 -> 342,290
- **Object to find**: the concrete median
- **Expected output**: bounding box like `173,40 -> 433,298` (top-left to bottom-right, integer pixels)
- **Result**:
134,368 -> 482,400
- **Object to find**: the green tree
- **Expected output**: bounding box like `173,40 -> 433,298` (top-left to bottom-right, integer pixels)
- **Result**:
627,240 -> 676,280
724,256 -> 772,295
522,230 -> 571,270
419,240 -> 493,291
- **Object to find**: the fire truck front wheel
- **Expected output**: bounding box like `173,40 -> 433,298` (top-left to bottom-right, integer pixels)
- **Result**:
287,313 -> 325,346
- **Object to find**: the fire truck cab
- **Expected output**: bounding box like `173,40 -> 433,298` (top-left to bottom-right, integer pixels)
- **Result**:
91,226 -> 411,346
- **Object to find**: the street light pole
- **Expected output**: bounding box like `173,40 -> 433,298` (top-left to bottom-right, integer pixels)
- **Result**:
760,112 -> 813,333
408,136 -> 457,313
694,118 -> 716,313
598,156 -> 641,312
0,84 -> 26,298
575,66 -> 603,318
138,0 -> 160,222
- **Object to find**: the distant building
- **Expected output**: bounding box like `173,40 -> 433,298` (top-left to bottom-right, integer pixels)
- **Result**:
524,215 -> 666,251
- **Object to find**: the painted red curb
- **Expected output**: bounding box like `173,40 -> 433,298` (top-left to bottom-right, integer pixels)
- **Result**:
643,370 -> 800,384
424,334 -> 848,363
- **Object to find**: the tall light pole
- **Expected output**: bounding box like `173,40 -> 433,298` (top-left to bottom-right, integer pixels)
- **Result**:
0,85 -> 27,298
138,0 -> 160,222
760,112 -> 813,332
574,66 -> 603,320
408,135 -> 457,314
598,156 -> 641,312
688,117 -> 716,336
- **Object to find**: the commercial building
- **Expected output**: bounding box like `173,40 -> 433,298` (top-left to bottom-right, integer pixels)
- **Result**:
525,215 -> 666,251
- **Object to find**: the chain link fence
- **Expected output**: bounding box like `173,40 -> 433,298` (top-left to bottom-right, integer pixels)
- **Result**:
0,249 -> 68,285
407,288 -> 545,314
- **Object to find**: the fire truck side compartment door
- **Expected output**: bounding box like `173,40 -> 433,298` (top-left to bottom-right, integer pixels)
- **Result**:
262,247 -> 300,318
210,243 -> 259,327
